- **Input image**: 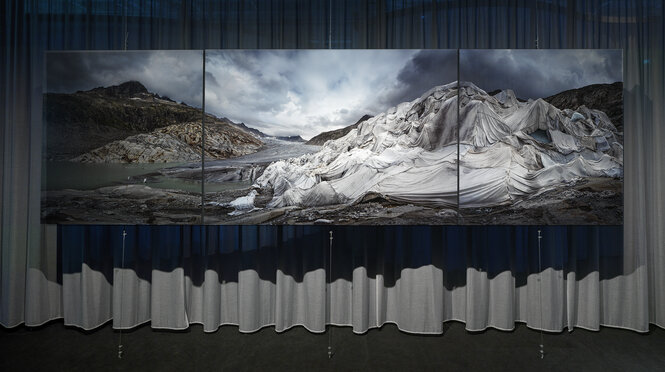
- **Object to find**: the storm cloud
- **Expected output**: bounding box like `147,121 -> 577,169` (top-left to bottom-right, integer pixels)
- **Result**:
205,50 -> 457,140
46,50 -> 203,107
45,49 -> 618,141
460,49 -> 622,99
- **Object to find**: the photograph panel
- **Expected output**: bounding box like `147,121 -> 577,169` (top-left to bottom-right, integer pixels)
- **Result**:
41,50 -> 204,224
202,50 -> 459,225
458,49 -> 623,225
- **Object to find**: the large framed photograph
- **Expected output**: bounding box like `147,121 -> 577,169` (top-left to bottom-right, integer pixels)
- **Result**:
41,49 -> 621,225
202,49 -> 459,224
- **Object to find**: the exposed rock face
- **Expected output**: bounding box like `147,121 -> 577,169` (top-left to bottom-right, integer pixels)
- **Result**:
544,82 -> 623,133
203,120 -> 265,159
41,185 -> 203,224
45,81 -> 206,160
233,122 -> 266,138
305,114 -> 373,145
46,81 -> 263,162
88,80 -> 149,97
74,120 -> 263,163
74,131 -> 200,163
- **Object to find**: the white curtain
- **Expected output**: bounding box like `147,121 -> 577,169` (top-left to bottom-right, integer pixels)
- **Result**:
1,0 -> 663,333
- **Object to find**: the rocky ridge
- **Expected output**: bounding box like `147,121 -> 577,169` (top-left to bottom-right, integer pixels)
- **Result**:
45,81 -> 206,159
544,82 -> 623,134
46,81 -> 263,163
305,114 -> 373,146
74,119 -> 263,163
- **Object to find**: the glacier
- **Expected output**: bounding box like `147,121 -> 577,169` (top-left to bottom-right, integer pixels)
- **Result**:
252,81 -> 623,212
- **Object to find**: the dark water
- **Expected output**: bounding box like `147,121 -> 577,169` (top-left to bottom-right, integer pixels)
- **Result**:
43,161 -> 184,190
43,161 -> 247,193
43,140 -> 320,194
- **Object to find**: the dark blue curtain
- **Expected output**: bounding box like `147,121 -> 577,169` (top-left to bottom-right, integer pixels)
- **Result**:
59,225 -> 623,288
2,0 -> 663,330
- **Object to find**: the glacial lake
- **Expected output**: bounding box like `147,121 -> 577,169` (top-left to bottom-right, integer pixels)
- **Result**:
43,161 -> 249,193
43,140 -> 321,194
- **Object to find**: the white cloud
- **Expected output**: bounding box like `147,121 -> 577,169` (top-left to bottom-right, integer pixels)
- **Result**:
47,50 -> 459,140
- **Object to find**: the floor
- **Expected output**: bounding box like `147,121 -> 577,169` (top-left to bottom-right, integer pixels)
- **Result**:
1,321 -> 664,371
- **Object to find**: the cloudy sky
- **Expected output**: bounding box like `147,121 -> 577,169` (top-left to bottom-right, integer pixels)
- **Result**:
46,50 -> 203,107
205,50 -> 457,139
460,49 -> 622,99
47,49 -> 619,140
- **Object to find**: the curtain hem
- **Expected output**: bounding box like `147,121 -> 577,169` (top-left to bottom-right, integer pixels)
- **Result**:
4,318 -> 658,335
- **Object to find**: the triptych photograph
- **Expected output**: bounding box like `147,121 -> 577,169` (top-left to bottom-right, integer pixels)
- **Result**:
42,49 -> 623,225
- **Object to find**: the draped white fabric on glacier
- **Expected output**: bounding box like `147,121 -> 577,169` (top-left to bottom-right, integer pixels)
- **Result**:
1,0 -> 663,333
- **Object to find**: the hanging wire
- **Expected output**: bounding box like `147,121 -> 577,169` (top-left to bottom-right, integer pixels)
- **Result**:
328,230 -> 333,359
117,1 -> 128,359
118,228 -> 127,359
535,0 -> 540,49
327,0 -> 333,359
456,50 -> 461,223
123,0 -> 128,51
538,229 -> 544,359
456,0 -> 462,224
201,50 -> 206,222
536,3 -> 543,359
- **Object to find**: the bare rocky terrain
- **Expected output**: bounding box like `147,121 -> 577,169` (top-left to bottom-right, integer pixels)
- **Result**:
45,81 -> 262,162
74,120 -> 262,163
544,82 -> 623,134
42,185 -> 202,224
460,177 -> 622,225
42,177 -> 620,225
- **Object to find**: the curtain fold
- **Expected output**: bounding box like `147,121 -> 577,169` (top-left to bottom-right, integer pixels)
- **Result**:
1,0 -> 663,333
55,225 -> 644,334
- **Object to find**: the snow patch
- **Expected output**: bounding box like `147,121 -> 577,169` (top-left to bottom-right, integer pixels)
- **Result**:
227,190 -> 260,215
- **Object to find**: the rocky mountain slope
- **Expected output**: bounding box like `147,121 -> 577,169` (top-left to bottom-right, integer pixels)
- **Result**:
46,81 -> 263,162
232,122 -> 305,142
45,81 -> 202,159
232,122 -> 266,138
74,119 -> 263,163
305,114 -> 373,145
544,82 -> 623,134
